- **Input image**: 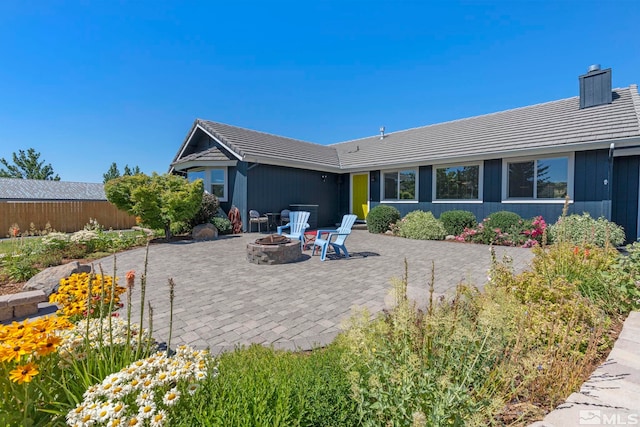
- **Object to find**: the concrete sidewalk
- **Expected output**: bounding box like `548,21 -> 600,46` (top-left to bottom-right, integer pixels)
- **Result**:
532,311 -> 640,426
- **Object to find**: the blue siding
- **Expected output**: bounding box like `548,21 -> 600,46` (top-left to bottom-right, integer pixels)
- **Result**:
370,171 -> 380,202
370,201 -> 606,224
483,159 -> 501,202
223,163 -> 248,230
247,164 -> 342,228
574,149 -> 609,202
612,156 -> 639,243
419,165 -> 432,202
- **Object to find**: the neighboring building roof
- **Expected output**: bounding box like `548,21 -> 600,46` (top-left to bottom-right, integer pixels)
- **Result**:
0,178 -> 106,201
172,84 -> 640,172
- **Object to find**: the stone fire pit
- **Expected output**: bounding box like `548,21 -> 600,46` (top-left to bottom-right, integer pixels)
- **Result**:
247,234 -> 302,265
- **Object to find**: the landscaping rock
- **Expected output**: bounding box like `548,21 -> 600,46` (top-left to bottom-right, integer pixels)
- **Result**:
445,235 -> 456,241
23,262 -> 92,296
192,223 -> 218,241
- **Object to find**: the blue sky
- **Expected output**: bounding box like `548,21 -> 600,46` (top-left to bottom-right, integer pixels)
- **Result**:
1,1 -> 639,183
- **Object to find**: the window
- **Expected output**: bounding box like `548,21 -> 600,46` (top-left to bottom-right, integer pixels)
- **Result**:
186,167 -> 228,201
210,169 -> 225,199
186,170 -> 205,183
506,156 -> 568,199
382,169 -> 416,201
434,164 -> 481,200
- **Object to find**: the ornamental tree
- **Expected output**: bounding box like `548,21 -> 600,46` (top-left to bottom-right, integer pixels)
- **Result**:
105,173 -> 203,239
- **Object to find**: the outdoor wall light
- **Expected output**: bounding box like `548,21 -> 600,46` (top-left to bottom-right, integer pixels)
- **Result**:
321,174 -> 327,182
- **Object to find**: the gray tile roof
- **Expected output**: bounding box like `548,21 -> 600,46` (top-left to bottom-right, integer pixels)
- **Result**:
198,120 -> 341,169
172,120 -> 341,172
333,86 -> 640,169
172,146 -> 231,165
173,85 -> 640,172
0,178 -> 106,201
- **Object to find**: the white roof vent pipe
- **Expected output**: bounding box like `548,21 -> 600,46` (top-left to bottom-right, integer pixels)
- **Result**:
379,126 -> 385,140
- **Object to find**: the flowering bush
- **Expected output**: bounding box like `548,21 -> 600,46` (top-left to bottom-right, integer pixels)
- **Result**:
56,317 -> 152,363
49,272 -> 127,320
66,346 -> 215,427
456,215 -> 547,247
0,316 -> 73,381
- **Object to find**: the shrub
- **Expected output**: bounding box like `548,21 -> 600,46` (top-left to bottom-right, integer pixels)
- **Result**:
397,210 -> 447,240
439,210 -> 477,236
211,216 -> 233,235
191,192 -> 221,228
603,241 -> 640,313
549,212 -> 625,247
366,205 -> 401,234
486,210 -> 522,231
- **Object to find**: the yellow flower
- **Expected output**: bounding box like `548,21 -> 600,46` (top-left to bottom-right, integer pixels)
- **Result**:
9,363 -> 40,383
0,341 -> 35,363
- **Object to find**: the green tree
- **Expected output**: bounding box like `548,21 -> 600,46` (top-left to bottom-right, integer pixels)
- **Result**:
0,148 -> 60,180
123,165 -> 141,176
103,163 -> 142,183
105,173 -> 203,239
103,162 -> 121,183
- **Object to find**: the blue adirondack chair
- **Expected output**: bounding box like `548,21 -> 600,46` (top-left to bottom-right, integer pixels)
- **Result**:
277,211 -> 310,250
312,214 -> 358,261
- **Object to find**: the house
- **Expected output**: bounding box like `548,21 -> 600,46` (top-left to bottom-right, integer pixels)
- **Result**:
0,178 -> 136,233
169,66 -> 640,242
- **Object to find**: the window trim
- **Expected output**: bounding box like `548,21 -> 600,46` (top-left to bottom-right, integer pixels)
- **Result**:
187,167 -> 228,202
380,168 -> 418,202
501,153 -> 574,203
432,162 -> 483,203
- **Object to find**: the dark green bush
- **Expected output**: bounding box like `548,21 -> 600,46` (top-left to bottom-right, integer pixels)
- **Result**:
439,210 -> 477,236
366,205 -> 401,234
190,192 -> 221,228
397,210 -> 447,240
211,216 -> 233,235
486,211 -> 522,232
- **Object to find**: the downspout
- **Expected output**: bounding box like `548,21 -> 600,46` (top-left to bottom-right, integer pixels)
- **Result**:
607,142 -> 615,220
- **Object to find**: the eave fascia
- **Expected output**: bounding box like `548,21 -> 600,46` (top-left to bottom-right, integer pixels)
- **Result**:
338,135 -> 640,172
241,154 -> 343,174
172,160 -> 238,171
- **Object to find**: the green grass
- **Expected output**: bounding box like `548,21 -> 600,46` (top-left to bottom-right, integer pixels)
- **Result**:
172,344 -> 358,427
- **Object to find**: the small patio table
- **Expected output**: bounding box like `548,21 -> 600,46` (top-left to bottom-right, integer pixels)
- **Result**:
265,212 -> 281,231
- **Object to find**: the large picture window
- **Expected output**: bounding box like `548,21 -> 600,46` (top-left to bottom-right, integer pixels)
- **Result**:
187,167 -> 228,201
383,169 -> 416,201
506,156 -> 568,199
434,164 -> 481,200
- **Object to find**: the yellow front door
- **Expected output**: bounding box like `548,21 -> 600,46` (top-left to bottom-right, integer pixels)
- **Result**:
352,174 -> 369,220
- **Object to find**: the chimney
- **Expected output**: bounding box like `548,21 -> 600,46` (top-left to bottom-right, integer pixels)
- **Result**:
579,65 -> 612,109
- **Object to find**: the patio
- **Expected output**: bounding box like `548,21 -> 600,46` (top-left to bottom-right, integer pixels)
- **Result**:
94,230 -> 534,354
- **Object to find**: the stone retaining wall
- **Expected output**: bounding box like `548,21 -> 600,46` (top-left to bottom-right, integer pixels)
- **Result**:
0,290 -> 47,321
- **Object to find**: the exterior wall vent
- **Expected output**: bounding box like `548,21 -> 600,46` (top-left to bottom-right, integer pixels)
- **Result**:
579,65 -> 612,109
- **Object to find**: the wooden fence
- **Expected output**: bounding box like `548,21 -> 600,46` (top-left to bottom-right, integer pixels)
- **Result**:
0,201 -> 137,235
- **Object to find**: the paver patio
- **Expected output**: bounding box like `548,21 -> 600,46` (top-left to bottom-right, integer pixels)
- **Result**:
95,230 -> 533,354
